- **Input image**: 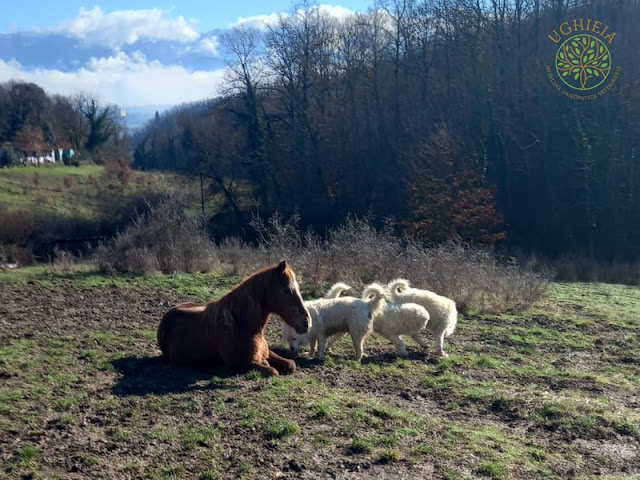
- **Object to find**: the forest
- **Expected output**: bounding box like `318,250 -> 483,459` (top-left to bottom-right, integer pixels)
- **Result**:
132,0 -> 640,260
2,0 -> 639,261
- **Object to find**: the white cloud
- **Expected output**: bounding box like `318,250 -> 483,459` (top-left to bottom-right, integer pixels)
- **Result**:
231,13 -> 284,30
199,35 -> 220,55
231,4 -> 357,30
315,5 -> 358,21
52,6 -> 200,47
0,55 -> 227,107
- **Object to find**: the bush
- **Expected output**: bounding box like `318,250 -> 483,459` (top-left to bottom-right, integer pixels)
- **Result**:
216,213 -> 549,312
94,198 -> 220,275
551,254 -> 640,285
0,146 -> 20,167
50,246 -> 76,272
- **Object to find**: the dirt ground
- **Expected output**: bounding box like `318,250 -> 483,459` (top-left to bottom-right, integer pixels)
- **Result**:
1,278 -> 639,479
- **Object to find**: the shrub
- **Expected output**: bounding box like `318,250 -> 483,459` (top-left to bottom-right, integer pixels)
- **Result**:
217,213 -> 549,312
50,247 -> 76,272
94,198 -> 220,275
0,146 -> 20,167
551,254 -> 640,285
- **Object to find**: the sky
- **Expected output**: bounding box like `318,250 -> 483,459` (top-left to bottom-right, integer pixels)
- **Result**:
1,0 -> 371,33
0,1 -> 372,111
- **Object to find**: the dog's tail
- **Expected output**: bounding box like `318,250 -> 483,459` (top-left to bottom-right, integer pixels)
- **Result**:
362,282 -> 387,319
387,278 -> 411,298
325,282 -> 352,299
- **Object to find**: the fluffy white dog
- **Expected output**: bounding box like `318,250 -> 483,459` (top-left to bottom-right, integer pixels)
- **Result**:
281,282 -> 384,361
359,283 -> 431,356
387,278 -> 457,356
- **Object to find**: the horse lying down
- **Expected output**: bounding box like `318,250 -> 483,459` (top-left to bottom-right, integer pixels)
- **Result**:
326,283 -> 431,356
281,282 -> 384,361
157,260 -> 311,377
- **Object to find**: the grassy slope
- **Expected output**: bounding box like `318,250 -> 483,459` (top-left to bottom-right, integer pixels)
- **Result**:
0,268 -> 638,480
0,165 -> 212,220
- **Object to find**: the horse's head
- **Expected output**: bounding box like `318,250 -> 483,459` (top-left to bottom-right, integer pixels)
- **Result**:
271,260 -> 311,335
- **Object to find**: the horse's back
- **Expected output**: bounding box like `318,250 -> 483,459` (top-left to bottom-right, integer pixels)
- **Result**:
158,301 -> 220,365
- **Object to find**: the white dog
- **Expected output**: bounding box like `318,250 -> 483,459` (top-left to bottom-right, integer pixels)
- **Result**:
281,282 -> 384,361
387,279 -> 457,356
359,283 -> 431,356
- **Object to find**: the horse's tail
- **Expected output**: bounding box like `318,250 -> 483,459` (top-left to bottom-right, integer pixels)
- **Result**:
325,282 -> 352,299
362,283 -> 387,319
387,278 -> 411,298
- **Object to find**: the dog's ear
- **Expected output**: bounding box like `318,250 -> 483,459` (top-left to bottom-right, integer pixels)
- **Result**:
277,260 -> 287,273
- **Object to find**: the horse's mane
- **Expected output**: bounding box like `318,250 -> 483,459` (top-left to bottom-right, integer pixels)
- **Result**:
203,262 -> 293,328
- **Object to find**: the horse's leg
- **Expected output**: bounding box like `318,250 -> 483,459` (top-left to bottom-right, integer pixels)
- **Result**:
224,334 -> 279,377
410,333 -> 429,350
246,361 -> 279,377
267,349 -> 296,374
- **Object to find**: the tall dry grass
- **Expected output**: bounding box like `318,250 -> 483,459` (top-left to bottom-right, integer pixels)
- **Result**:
215,214 -> 550,313
94,198 -> 219,275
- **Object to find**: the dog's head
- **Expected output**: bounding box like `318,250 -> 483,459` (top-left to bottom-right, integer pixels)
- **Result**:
281,321 -> 308,354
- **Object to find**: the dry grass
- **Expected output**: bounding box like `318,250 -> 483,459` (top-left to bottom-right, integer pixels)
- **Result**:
217,214 -> 550,313
94,198 -> 220,275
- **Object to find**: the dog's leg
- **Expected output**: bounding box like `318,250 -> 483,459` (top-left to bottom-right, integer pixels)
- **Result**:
352,334 -> 368,361
267,349 -> 296,374
327,332 -> 347,352
410,333 -> 430,350
309,335 -> 318,358
387,334 -> 408,356
314,333 -> 327,360
435,330 -> 448,357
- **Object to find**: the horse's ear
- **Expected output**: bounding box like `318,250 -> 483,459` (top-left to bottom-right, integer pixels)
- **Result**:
277,260 -> 287,273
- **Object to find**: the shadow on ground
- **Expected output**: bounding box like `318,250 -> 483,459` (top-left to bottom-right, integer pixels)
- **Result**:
270,344 -> 434,369
110,355 -> 238,397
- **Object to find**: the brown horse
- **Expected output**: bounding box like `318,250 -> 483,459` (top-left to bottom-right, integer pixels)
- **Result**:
157,260 -> 311,376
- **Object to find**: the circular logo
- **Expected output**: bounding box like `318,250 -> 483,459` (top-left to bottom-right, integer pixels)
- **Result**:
555,34 -> 611,90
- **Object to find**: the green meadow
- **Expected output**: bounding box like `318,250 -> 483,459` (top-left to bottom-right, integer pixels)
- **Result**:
0,266 -> 638,479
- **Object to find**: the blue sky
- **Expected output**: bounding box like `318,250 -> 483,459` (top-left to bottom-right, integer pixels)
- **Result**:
0,1 -> 373,109
1,1 -> 371,33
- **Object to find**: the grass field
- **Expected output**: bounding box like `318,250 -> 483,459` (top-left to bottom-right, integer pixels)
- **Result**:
0,164 -> 195,219
0,267 -> 638,479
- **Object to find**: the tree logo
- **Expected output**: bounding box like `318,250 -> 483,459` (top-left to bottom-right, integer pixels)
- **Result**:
546,19 -> 620,100
555,34 -> 610,90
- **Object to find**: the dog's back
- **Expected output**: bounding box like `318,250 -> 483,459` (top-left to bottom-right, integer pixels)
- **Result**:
373,302 -> 430,336
387,279 -> 457,337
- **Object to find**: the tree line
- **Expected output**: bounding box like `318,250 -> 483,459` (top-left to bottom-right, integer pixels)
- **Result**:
4,1 -> 637,261
132,0 -> 640,260
0,81 -> 126,165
